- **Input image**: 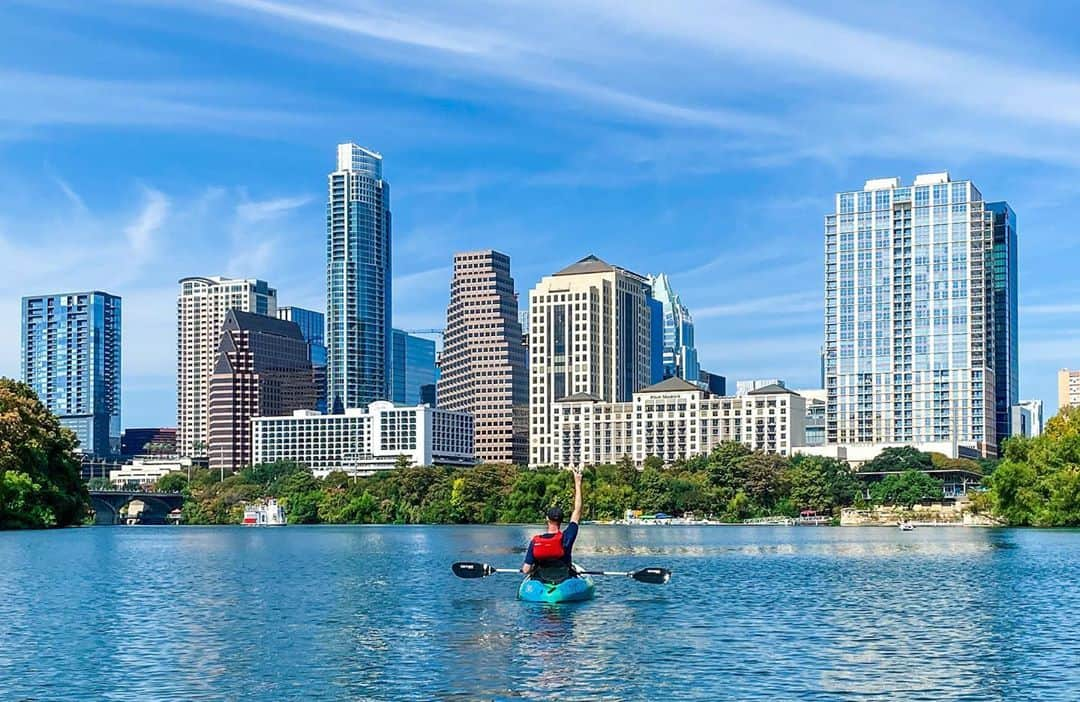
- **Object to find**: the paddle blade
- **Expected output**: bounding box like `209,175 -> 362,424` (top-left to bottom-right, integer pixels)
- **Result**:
631,567 -> 671,585
452,562 -> 493,579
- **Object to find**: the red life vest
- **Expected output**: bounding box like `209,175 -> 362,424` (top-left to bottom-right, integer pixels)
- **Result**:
530,531 -> 565,562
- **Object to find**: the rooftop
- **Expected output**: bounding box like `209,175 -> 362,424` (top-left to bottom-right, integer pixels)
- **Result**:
747,383 -> 799,396
553,254 -> 617,276
636,376 -> 704,394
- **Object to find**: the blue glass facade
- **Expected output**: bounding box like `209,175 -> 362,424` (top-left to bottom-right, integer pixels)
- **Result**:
21,291 -> 121,456
390,329 -> 437,405
648,273 -> 700,382
327,143 -> 392,413
648,297 -> 664,384
987,202 -> 1018,446
278,306 -> 328,413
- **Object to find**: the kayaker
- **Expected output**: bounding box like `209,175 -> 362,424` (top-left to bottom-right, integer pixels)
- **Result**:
522,468 -> 583,583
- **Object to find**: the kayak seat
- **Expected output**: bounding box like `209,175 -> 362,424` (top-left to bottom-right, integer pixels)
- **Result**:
533,564 -> 577,584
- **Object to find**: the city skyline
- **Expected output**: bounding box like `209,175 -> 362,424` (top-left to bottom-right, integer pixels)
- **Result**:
2,2 -> 1078,427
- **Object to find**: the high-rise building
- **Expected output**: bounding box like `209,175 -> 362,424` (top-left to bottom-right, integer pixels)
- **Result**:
21,291 -> 121,456
438,250 -> 528,465
529,255 -> 653,466
648,296 -> 664,384
698,370 -> 727,396
988,202 -> 1019,442
120,427 -> 177,458
648,273 -> 700,382
177,276 -> 277,457
327,142 -> 392,413
794,388 -> 827,446
278,306 -> 327,413
208,310 -> 315,474
824,173 -> 1008,457
1059,369 -> 1080,412
1011,400 -> 1043,438
390,329 -> 437,405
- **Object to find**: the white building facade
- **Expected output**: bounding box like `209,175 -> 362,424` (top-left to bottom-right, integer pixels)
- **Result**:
529,255 -> 654,466
824,173 -> 1000,457
177,276 -> 277,457
548,378 -> 806,468
252,401 -> 474,476
1011,400 -> 1044,438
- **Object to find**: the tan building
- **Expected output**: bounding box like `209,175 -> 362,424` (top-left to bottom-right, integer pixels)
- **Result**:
437,250 -> 528,464
177,276 -> 277,457
1059,368 -> 1080,412
208,310 -> 315,475
529,255 -> 654,466
550,378 -> 806,468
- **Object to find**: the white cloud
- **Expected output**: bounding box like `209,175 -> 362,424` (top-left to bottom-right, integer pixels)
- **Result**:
696,291 -> 820,320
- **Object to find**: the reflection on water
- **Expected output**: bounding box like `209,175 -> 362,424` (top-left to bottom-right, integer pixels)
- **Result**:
0,525 -> 1078,700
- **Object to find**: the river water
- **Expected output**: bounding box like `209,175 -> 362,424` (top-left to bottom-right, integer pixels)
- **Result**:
1,525 -> 1077,701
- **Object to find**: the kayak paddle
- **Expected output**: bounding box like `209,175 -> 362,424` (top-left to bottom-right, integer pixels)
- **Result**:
452,562 -> 671,584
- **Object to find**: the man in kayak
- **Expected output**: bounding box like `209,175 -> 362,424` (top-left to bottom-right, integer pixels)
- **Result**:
522,468 -> 583,583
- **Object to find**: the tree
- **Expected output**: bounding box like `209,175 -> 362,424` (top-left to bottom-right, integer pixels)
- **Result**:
0,378 -> 89,529
155,472 -> 188,493
87,477 -> 113,491
869,470 -> 943,508
394,454 -> 412,470
786,455 -> 859,514
860,446 -> 933,473
738,452 -> 788,510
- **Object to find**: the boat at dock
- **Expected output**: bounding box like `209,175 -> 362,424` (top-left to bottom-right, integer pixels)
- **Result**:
242,498 -> 287,526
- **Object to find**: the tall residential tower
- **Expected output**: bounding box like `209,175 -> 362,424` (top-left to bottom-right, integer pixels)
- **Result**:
823,173 -> 1013,457
327,143 -> 392,413
438,250 -> 528,465
177,276 -> 277,457
529,255 -> 653,466
21,291 -> 121,456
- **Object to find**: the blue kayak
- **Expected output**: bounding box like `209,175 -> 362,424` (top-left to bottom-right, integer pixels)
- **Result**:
518,569 -> 595,603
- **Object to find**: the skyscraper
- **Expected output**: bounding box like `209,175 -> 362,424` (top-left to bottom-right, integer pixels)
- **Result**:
438,250 -> 528,465
988,202 -> 1018,442
21,291 -> 121,456
823,173 -> 1006,456
647,273 -> 700,382
529,255 -> 653,466
177,276 -> 277,457
278,306 -> 327,413
1059,369 -> 1080,411
208,310 -> 315,474
390,329 -> 437,405
327,142 -> 392,413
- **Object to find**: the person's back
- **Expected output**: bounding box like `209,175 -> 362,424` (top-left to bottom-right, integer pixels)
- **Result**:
522,469 -> 583,583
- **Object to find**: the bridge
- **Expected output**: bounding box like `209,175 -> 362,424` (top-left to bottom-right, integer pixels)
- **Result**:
89,490 -> 185,525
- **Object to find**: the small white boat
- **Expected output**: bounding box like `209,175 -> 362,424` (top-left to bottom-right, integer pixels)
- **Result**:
242,498 -> 287,526
899,522 -> 915,531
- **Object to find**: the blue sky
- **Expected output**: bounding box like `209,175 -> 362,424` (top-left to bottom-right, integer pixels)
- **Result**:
2,0 -> 1080,428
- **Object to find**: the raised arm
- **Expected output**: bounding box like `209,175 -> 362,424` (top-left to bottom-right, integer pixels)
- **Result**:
570,468 -> 583,524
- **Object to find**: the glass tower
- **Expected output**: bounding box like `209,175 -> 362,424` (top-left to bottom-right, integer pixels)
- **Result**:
278,306 -> 328,414
327,143 -> 391,413
987,202 -> 1018,445
647,273 -> 700,382
21,291 -> 121,456
390,329 -> 437,405
823,173 -> 1002,455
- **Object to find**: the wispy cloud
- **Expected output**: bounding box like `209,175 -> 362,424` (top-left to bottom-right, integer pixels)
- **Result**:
696,291 -> 820,320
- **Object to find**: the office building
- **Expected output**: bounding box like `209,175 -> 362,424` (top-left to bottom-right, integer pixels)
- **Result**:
109,455 -> 194,488
824,173 -> 1006,457
648,295 -> 664,384
1011,400 -> 1044,438
550,378 -> 805,468
120,427 -> 177,458
327,142 -> 392,413
529,255 -> 654,466
988,202 -> 1019,441
438,250 -> 529,464
278,307 -> 328,413
207,310 -> 315,474
648,273 -> 700,382
21,291 -> 121,456
177,275 -> 277,457
390,329 -> 437,406
736,379 -> 785,396
698,370 -> 727,396
252,401 -> 474,477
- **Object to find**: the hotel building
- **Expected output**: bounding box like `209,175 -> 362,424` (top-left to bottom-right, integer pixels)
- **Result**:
549,377 -> 805,468
1059,369 -> 1080,412
529,255 -> 654,466
251,401 -> 474,476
